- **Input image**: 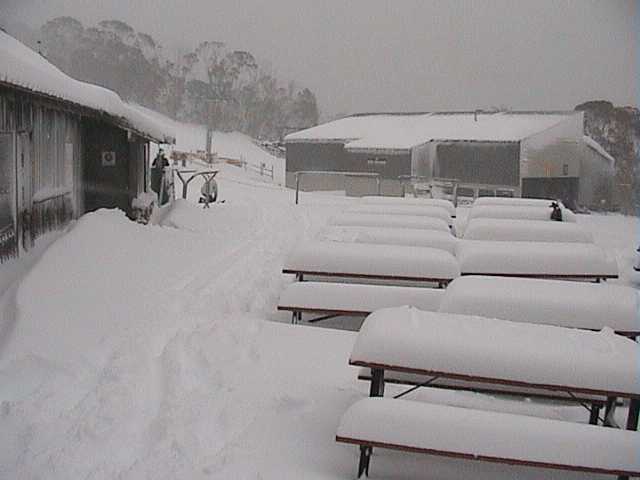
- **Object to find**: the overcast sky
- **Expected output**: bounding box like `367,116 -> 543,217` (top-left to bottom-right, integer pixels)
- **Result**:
2,0 -> 637,117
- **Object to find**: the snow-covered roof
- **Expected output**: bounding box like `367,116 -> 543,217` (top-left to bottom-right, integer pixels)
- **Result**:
583,135 -> 615,166
285,111 -> 578,151
0,31 -> 175,144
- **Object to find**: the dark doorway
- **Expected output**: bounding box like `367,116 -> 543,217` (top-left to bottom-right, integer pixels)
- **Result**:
82,120 -> 131,214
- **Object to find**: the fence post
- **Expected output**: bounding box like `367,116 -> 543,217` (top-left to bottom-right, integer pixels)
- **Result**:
376,175 -> 381,196
295,173 -> 300,205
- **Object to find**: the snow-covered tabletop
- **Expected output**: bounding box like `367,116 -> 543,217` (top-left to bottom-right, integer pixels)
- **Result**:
329,213 -> 450,232
350,306 -> 640,396
439,276 -> 640,333
462,218 -> 593,243
469,205 -> 577,223
346,204 -> 451,223
337,397 -> 640,475
318,226 -> 457,253
361,196 -> 456,217
284,241 -> 460,281
456,240 -> 618,278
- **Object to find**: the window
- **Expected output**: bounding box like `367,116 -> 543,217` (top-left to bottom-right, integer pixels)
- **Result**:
367,157 -> 387,166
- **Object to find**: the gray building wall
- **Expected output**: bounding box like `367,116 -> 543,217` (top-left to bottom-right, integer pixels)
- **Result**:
579,143 -> 615,210
285,141 -> 411,191
434,142 -> 520,186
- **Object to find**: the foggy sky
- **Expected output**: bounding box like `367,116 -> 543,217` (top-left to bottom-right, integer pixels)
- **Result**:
1,0 -> 637,118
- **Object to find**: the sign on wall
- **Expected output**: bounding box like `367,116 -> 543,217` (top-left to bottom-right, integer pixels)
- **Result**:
101,151 -> 116,167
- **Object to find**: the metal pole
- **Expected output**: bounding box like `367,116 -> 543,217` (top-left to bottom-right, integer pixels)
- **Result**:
295,173 -> 300,205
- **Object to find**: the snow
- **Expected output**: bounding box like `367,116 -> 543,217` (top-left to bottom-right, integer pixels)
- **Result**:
462,218 -> 593,243
285,112 -> 576,151
0,31 -> 174,143
329,212 -> 450,232
284,241 -> 460,280
361,196 -> 456,216
346,204 -> 451,223
131,191 -> 158,209
1,129 -> 639,480
318,226 -> 458,253
278,282 -> 444,314
439,276 -> 640,332
469,205 -> 577,222
584,135 -> 615,165
350,306 -> 640,395
474,197 -> 564,208
456,240 -> 618,277
337,397 -> 640,475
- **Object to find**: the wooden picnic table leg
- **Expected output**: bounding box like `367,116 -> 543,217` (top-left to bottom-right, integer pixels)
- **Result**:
617,398 -> 640,480
588,403 -> 601,425
358,368 -> 386,477
296,272 -> 304,282
604,396 -> 617,427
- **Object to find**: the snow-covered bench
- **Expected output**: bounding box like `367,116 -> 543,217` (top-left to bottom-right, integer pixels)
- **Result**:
439,276 -> 640,336
344,306 -> 640,477
337,397 -> 640,478
468,204 -> 577,222
345,204 -> 451,224
283,241 -> 460,286
277,281 -> 444,323
328,213 -> 450,232
457,240 -> 618,281
462,218 -> 593,243
318,226 -> 457,253
361,196 -> 456,217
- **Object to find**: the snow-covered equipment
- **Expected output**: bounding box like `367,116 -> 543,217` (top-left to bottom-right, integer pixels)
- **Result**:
283,241 -> 460,286
328,213 -> 450,232
342,306 -> 640,477
277,281 -> 444,324
462,218 -> 593,243
456,240 -> 618,281
173,170 -> 219,207
318,226 -> 457,253
439,276 -> 639,334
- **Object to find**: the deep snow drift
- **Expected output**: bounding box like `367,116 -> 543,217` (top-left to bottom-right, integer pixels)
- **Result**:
0,158 -> 638,479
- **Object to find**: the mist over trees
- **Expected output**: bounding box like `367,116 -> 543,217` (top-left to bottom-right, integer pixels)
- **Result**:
37,16 -> 319,140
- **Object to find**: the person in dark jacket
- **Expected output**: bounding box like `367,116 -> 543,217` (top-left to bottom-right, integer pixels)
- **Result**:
151,149 -> 170,203
550,201 -> 563,221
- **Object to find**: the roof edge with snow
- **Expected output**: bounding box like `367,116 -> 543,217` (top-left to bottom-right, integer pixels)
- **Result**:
0,31 -> 175,144
583,135 -> 615,166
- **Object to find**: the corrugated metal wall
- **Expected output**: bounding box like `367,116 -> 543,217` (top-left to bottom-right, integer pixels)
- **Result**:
434,142 -> 520,186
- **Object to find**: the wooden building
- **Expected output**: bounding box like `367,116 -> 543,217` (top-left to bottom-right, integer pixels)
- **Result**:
0,31 -> 174,263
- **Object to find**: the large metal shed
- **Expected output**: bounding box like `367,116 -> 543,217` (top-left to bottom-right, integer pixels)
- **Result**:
285,110 -> 614,208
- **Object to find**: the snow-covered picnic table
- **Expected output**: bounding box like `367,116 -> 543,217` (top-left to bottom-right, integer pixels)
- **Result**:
468,204 -> 577,222
474,196 -> 564,208
318,226 -> 457,253
361,196 -> 456,217
345,204 -> 451,224
278,282 -> 444,323
462,218 -> 593,243
439,276 -> 640,334
341,306 -> 640,477
328,213 -> 450,232
337,397 -> 640,478
283,241 -> 460,285
456,240 -> 618,280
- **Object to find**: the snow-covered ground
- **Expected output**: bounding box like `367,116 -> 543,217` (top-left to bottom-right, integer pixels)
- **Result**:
1,136 -> 639,478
